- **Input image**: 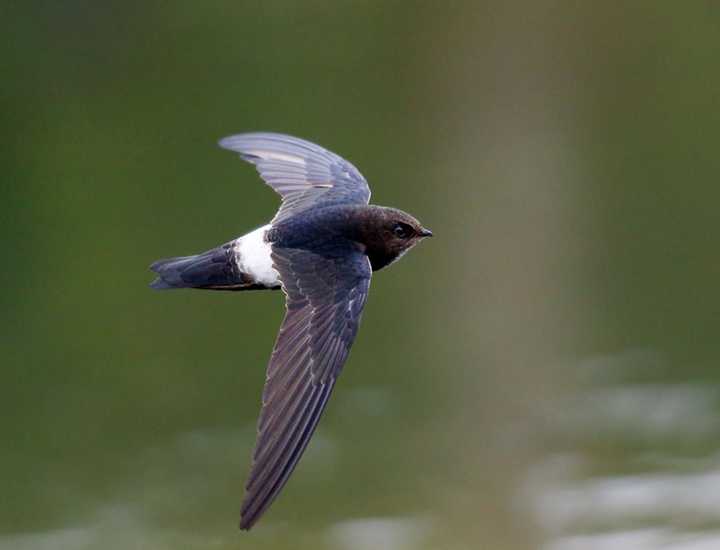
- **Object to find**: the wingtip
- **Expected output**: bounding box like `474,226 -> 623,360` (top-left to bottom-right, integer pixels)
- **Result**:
238,514 -> 255,531
218,134 -> 259,157
238,493 -> 263,531
217,135 -> 235,150
218,132 -> 264,150
218,132 -> 306,152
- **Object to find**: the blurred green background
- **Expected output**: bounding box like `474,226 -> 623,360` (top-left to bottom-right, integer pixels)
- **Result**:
3,2 -> 720,549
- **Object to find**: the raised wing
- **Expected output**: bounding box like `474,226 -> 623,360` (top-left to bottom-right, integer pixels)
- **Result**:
218,133 -> 371,223
239,246 -> 372,530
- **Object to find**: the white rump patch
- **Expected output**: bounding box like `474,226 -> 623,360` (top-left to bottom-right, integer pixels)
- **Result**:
234,224 -> 280,287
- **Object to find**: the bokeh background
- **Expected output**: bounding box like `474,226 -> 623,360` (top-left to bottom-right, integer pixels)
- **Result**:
3,2 -> 720,549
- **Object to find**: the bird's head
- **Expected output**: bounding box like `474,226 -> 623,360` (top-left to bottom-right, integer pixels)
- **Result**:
362,207 -> 432,271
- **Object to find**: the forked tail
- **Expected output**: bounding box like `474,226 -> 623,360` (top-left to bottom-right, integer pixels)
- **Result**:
149,242 -> 265,291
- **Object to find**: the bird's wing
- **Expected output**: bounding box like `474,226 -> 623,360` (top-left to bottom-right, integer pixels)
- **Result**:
218,132 -> 371,223
239,245 -> 372,530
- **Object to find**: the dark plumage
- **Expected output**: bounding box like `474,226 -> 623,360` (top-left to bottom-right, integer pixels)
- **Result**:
150,242 -> 265,290
149,133 -> 432,530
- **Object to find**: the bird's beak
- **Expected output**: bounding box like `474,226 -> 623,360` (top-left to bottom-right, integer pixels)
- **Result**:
419,227 -> 433,238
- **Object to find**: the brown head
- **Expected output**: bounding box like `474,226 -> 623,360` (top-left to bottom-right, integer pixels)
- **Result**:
357,206 -> 433,271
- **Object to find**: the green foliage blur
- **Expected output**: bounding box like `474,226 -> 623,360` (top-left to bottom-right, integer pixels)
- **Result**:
2,2 -> 720,549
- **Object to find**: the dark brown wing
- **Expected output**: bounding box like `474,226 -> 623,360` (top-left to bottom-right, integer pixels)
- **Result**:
218,133 -> 371,223
239,246 -> 372,530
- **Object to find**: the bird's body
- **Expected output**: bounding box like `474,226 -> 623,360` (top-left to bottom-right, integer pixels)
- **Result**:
150,133 -> 431,529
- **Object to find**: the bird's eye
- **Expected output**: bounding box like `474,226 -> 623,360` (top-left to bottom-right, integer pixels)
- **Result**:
392,223 -> 410,239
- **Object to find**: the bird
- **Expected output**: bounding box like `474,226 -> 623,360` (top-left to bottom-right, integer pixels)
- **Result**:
149,132 -> 432,530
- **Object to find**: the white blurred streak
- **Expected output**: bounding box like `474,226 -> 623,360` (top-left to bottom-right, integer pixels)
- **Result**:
326,517 -> 432,550
547,384 -> 720,440
544,530 -> 720,550
534,469 -> 720,534
521,351 -> 720,549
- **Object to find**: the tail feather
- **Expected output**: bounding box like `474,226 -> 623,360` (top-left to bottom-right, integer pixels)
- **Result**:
150,242 -> 259,291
